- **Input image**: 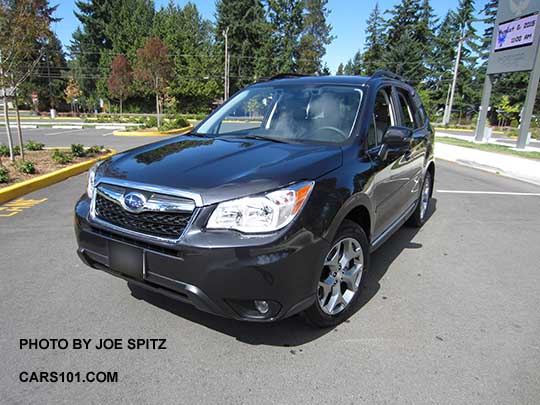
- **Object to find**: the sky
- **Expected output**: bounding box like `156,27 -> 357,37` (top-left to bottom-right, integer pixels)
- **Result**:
51,0 -> 489,73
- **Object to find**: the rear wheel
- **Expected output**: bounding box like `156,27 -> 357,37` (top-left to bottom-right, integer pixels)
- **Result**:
408,170 -> 432,227
303,220 -> 370,328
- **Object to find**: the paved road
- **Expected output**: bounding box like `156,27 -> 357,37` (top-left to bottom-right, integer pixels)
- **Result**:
1,159 -> 539,403
0,127 -> 170,152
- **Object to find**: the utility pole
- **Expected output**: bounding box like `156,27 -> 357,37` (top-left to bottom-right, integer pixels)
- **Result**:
46,52 -> 53,110
443,32 -> 464,126
223,27 -> 229,101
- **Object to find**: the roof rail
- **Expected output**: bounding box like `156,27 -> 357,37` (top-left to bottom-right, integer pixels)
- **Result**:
259,73 -> 309,82
371,70 -> 404,81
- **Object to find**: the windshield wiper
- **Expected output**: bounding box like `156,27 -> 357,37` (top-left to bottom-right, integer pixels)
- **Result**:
218,134 -> 294,144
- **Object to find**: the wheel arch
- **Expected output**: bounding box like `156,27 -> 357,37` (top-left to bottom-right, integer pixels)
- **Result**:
324,193 -> 374,245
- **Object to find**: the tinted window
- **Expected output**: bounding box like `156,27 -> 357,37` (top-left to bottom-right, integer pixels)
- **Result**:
196,85 -> 363,144
367,87 -> 394,148
397,88 -> 424,129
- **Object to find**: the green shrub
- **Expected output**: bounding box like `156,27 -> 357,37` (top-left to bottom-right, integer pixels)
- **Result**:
1,144 -> 21,156
25,140 -> 45,151
86,145 -> 103,155
143,116 -> 158,128
0,165 -> 8,183
161,116 -> 189,131
52,149 -> 74,164
15,160 -> 36,174
71,144 -> 86,157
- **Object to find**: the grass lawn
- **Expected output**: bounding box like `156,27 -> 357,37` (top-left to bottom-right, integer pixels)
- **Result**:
435,136 -> 540,161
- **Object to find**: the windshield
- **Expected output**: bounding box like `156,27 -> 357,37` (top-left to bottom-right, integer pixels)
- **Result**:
196,85 -> 363,144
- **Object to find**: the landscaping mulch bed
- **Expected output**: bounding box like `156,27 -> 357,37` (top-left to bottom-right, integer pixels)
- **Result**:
0,149 -> 109,188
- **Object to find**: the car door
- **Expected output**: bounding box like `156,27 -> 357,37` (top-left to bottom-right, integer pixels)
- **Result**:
393,85 -> 429,208
367,85 -> 408,238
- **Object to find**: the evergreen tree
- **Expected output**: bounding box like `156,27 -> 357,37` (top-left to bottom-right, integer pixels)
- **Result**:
215,0 -> 273,93
382,0 -> 435,83
69,0 -> 114,104
343,60 -> 354,75
297,0 -> 334,74
451,0 -> 481,119
363,3 -> 384,75
336,63 -> 344,75
153,1 -> 220,112
267,0 -> 303,73
382,29 -> 423,81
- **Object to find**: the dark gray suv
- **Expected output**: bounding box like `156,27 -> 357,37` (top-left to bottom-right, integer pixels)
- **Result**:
75,71 -> 435,327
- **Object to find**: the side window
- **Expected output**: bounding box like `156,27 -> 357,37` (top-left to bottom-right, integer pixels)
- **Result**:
367,87 -> 394,148
396,88 -> 423,129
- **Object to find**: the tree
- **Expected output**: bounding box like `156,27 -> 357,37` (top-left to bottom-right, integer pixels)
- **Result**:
267,0 -> 304,73
382,0 -> 432,83
70,0 -> 114,102
336,63 -> 344,75
297,0 -> 334,74
363,3 -> 384,75
64,78 -> 81,113
108,55 -> 132,116
153,2 -> 221,112
0,0 -> 57,161
134,37 -> 172,127
215,0 -> 273,93
342,51 -> 363,75
382,29 -> 423,81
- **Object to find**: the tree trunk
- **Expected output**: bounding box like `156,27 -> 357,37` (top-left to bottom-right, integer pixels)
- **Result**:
2,93 -> 15,161
14,89 -> 24,160
156,93 -> 161,128
120,98 -> 123,117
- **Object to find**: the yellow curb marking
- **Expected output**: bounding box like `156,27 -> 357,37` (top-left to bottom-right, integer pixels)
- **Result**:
0,197 -> 48,217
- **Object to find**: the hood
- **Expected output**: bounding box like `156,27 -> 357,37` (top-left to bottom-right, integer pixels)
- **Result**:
100,135 -> 342,205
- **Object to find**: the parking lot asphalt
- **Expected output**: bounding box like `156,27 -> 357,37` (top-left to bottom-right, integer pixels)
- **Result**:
0,126 -> 170,151
1,129 -> 540,403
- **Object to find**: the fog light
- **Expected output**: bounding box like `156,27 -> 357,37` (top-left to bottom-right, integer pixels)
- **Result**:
254,300 -> 269,314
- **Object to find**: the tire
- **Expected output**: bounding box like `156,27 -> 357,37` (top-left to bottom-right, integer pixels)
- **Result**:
407,170 -> 432,228
303,219 -> 370,328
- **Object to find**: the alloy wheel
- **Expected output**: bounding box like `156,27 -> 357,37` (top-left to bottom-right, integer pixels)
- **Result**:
318,237 -> 364,315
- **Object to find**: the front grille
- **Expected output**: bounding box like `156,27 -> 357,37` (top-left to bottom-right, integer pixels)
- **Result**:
95,194 -> 192,239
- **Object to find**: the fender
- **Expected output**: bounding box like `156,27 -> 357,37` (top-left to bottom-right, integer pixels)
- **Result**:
323,191 -> 374,244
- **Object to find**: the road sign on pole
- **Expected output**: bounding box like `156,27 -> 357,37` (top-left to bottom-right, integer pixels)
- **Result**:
475,0 -> 540,148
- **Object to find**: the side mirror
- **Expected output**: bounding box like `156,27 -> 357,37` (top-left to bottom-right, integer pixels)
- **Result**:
382,126 -> 413,148
377,126 -> 412,161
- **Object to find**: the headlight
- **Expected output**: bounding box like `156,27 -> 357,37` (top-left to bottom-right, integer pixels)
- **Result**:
206,181 -> 314,233
86,161 -> 103,198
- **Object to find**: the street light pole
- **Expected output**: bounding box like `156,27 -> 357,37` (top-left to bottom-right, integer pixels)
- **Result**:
223,27 -> 229,102
443,33 -> 464,126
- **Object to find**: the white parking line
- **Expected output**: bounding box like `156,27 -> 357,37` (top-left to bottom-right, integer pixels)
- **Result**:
437,190 -> 540,196
44,128 -> 83,136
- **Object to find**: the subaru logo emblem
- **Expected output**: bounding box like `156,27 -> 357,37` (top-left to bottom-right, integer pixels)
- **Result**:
123,192 -> 146,212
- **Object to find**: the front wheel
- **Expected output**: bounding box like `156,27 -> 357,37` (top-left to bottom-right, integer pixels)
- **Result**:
303,220 -> 370,328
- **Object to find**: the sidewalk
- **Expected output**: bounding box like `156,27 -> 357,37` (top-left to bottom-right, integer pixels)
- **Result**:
435,132 -> 540,186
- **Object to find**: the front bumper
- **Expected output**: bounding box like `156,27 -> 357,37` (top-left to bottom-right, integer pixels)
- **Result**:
75,196 -> 329,322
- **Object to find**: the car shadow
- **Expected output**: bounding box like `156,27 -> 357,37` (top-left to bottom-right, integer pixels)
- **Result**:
128,199 -> 437,347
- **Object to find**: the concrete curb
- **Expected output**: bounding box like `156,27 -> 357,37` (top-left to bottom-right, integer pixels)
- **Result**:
434,127 -> 505,135
112,124 -> 193,137
0,150 -> 116,205
434,143 -> 540,187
